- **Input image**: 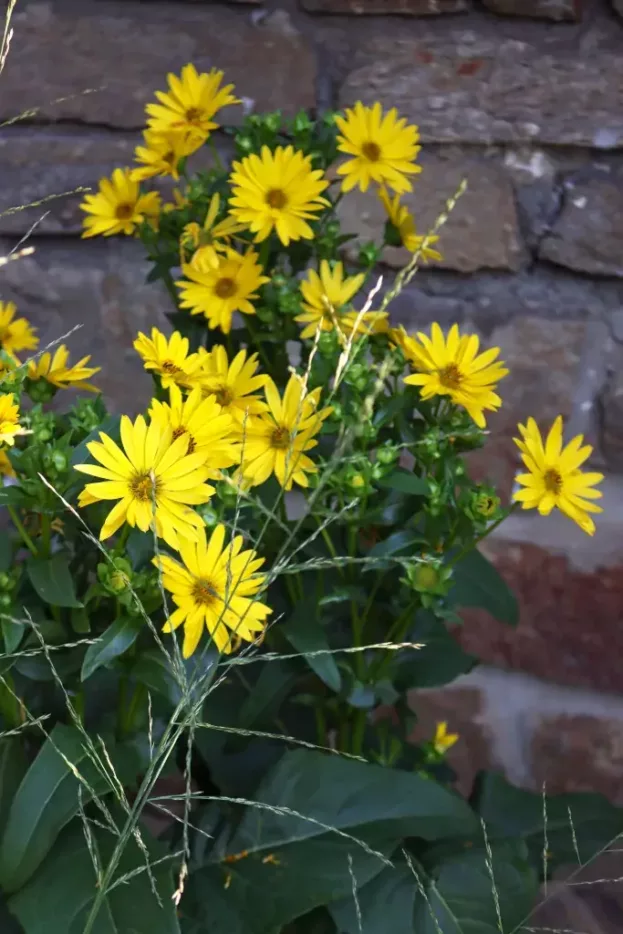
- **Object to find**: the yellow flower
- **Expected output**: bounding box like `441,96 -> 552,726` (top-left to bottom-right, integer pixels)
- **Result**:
0,302 -> 38,356
398,323 -> 508,428
296,260 -> 386,339
229,145 -> 330,246
433,722 -> 459,755
133,328 -> 202,389
149,384 -> 240,477
28,345 -> 100,392
80,168 -> 161,238
0,393 -> 23,446
513,416 -> 603,536
378,187 -> 442,261
176,247 -> 269,334
181,193 -> 245,263
0,449 -> 15,478
130,129 -> 203,182
153,523 -> 271,658
186,345 -> 268,423
74,414 -> 214,549
145,64 -> 239,142
240,374 -> 332,490
335,102 -> 421,194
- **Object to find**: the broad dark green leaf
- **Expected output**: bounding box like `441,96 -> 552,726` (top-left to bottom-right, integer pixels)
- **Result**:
0,486 -> 26,508
474,771 -> 623,871
449,549 -> 518,626
394,610 -> 476,691
131,649 -> 182,706
283,601 -> 341,693
239,662 -> 299,729
26,553 -> 83,609
1,618 -> 25,655
8,821 -> 180,934
81,617 -> 142,681
330,864 -> 416,934
0,535 -> 11,571
0,724 -> 126,892
378,470 -> 429,498
127,528 -> 155,570
413,840 -> 538,934
0,738 -> 28,839
69,415 -> 121,468
367,531 -> 418,561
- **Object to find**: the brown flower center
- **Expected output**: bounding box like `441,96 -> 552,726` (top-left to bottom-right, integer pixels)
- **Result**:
185,107 -> 203,125
266,188 -> 288,210
161,360 -> 180,375
213,385 -> 233,407
544,468 -> 563,494
215,277 -> 237,300
130,472 -> 156,502
172,426 -> 196,454
115,202 -> 135,221
270,426 -> 291,450
191,578 -> 219,607
438,364 -> 462,391
361,141 -> 381,162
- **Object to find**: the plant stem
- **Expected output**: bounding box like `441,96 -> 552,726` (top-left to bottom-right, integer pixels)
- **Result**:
7,505 -> 38,557
447,504 -> 517,571
40,514 -> 51,558
368,598 -> 419,684
351,709 -> 367,756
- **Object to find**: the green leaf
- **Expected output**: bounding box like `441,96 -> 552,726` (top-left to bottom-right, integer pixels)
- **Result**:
127,528 -> 155,570
7,821 -> 180,934
69,414 -> 121,468
367,531 -> 418,561
239,662 -> 298,729
81,617 -> 142,681
0,486 -> 26,508
130,649 -> 182,706
0,724 -> 124,892
449,549 -> 518,626
0,535 -> 11,571
330,864 -> 416,934
26,553 -> 83,609
0,738 -> 28,840
394,610 -> 476,691
1,618 -> 24,655
413,840 -> 538,934
378,470 -> 429,498
474,771 -> 623,871
283,601 -> 341,693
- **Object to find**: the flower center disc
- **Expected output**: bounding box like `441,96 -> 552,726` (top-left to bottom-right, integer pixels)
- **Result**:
544,468 -> 563,494
266,188 -> 288,210
215,277 -> 237,299
361,141 -> 382,162
161,360 -> 180,375
130,472 -> 155,502
192,578 -> 218,607
115,202 -> 135,220
213,385 -> 233,407
185,107 -> 203,125
439,364 -> 462,390
271,426 -> 291,450
172,425 -> 196,454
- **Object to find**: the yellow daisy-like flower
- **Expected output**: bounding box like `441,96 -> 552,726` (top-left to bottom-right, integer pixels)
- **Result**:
0,394 -> 23,447
296,260 -> 386,339
513,416 -> 603,537
0,302 -> 38,356
74,414 -> 214,550
28,345 -> 100,393
229,145 -> 330,246
397,323 -> 508,428
335,102 -> 421,194
80,168 -> 161,238
149,384 -> 240,477
133,328 -> 202,389
146,64 -> 239,141
432,722 -> 459,755
153,523 -> 271,658
130,129 -> 203,182
0,449 -> 15,478
186,345 -> 268,423
378,187 -> 442,262
176,247 -> 269,334
181,193 -> 245,263
240,374 -> 332,490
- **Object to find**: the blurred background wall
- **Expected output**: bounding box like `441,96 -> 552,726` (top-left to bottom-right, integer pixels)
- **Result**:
2,0 -> 623,799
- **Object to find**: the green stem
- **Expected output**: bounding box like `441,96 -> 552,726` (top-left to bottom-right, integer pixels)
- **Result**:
7,505 -> 38,557
40,514 -> 51,558
447,505 -> 517,571
119,681 -> 146,737
351,709 -> 367,756
368,598 -> 419,684
208,137 -> 225,173
314,706 -> 327,747
244,316 -> 272,374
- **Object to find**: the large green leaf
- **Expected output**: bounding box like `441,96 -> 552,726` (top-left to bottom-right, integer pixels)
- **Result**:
413,840 -> 538,934
449,549 -> 518,626
81,617 -> 142,681
0,737 -> 28,839
131,650 -> 182,706
1,617 -> 25,654
7,821 -> 180,934
0,724 -> 131,892
283,600 -> 341,693
394,611 -> 476,691
69,415 -> 121,468
378,470 -> 429,498
26,553 -> 83,609
0,535 -> 11,571
474,771 -> 623,871
330,864 -> 416,934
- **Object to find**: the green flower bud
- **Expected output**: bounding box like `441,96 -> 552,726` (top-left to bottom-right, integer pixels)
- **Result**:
293,111 -> 312,134
376,444 -> 399,466
197,504 -> 219,528
51,451 -> 68,472
34,428 -> 52,443
26,379 -> 56,404
0,594 -> 12,609
0,572 -> 11,591
264,112 -> 281,134
237,135 -> 253,153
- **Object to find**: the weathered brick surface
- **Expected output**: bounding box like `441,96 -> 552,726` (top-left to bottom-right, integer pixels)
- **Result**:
301,0 -> 468,13
482,0 -> 580,19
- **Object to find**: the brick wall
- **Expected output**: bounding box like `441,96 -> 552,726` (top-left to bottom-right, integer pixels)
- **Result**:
2,0 -> 623,799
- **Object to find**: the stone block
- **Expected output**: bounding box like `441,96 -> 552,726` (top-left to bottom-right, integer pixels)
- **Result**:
540,173 -> 623,278
482,0 -> 580,19
301,0 -> 468,13
337,154 -> 525,273
340,28 -> 623,147
3,3 -> 315,128
0,237 -> 173,414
